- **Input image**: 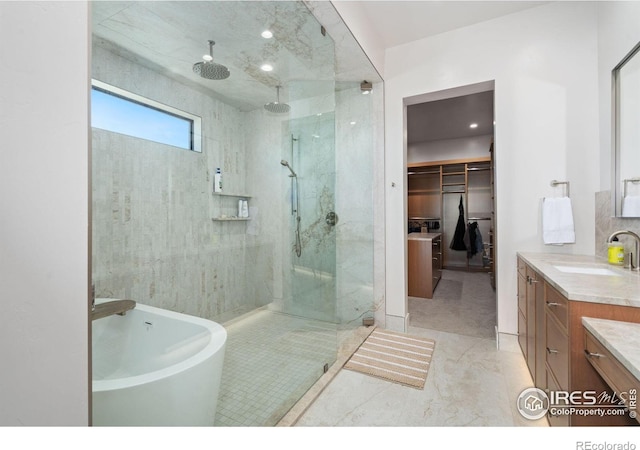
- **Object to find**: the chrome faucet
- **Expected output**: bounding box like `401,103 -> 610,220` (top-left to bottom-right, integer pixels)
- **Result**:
608,230 -> 640,270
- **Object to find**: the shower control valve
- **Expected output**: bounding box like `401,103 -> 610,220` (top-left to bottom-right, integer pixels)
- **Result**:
325,211 -> 338,226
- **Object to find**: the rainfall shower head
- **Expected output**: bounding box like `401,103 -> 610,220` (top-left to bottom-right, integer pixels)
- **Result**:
265,86 -> 290,114
280,159 -> 297,177
193,40 -> 230,80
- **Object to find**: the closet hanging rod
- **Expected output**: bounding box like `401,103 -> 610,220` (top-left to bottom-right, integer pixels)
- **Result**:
468,217 -> 491,221
467,167 -> 490,172
550,180 -> 570,197
408,170 -> 440,175
409,217 -> 441,221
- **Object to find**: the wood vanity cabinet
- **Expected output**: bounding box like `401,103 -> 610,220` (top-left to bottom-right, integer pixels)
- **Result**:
583,327 -> 640,425
408,234 -> 442,298
517,255 -> 640,426
516,258 -> 545,389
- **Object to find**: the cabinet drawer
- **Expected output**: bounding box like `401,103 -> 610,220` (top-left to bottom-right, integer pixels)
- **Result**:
584,329 -> 640,424
545,312 -> 569,391
546,369 -> 569,426
545,284 -> 568,330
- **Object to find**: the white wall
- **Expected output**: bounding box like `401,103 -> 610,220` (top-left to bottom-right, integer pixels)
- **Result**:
597,1 -> 640,192
0,1 -> 90,425
384,2 -> 600,334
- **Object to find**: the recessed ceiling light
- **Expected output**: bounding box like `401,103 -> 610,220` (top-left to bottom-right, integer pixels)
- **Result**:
350,121 -> 357,125
261,30 -> 273,39
260,63 -> 273,72
469,123 -> 478,129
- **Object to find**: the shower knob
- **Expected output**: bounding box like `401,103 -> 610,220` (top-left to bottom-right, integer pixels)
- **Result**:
325,211 -> 338,226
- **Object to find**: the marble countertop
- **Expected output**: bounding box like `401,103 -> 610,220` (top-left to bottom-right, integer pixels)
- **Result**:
582,317 -> 640,382
517,252 -> 640,308
408,232 -> 442,241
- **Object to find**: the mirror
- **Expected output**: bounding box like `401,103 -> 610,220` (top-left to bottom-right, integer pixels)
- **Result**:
614,41 -> 640,217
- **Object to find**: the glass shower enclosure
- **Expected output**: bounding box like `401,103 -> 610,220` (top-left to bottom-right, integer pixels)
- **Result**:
91,0 -> 380,426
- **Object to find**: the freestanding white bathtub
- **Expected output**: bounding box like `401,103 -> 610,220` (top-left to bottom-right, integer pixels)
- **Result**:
92,300 -> 226,426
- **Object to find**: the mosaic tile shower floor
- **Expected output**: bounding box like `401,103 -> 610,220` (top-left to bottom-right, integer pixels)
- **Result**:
214,309 -> 337,426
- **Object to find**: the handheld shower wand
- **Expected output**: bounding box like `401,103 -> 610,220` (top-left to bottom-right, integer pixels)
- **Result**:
280,160 -> 297,178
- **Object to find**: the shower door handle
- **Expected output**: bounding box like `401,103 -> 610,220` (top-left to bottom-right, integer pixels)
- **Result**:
325,212 -> 338,226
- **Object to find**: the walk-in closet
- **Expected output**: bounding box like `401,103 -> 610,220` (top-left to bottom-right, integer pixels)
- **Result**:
408,154 -> 495,280
406,85 -> 497,339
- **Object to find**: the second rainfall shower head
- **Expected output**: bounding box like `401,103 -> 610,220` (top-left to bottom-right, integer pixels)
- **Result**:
265,86 -> 290,114
193,40 -> 230,80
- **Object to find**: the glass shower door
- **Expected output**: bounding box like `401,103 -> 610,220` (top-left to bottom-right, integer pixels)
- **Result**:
284,111 -> 337,324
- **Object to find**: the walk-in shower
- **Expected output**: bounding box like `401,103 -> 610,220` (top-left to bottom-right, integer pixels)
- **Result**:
91,0 -> 380,427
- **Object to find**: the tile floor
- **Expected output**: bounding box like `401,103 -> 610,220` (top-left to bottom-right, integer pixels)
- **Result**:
295,270 -> 548,426
215,309 -> 337,426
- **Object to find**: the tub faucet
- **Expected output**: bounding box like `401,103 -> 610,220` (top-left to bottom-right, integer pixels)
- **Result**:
608,230 -> 640,270
92,299 -> 136,321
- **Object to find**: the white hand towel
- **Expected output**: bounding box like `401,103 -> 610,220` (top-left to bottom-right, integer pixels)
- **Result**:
542,197 -> 575,245
622,196 -> 640,217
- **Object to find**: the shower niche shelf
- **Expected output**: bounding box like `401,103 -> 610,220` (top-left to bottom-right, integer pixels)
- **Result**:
211,192 -> 251,222
212,217 -> 251,222
213,192 -> 252,198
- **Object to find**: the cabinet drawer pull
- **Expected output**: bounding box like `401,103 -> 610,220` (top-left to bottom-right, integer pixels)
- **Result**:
432,257 -> 438,261
546,347 -> 559,354
546,302 -> 560,307
584,349 -> 605,359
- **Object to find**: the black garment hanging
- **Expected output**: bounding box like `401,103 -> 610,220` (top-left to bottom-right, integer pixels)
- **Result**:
467,222 -> 479,258
450,195 -> 467,251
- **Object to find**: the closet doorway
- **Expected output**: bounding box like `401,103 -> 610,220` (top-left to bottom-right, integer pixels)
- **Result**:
405,82 -> 497,339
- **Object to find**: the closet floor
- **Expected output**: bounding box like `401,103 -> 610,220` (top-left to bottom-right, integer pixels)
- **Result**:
408,269 -> 496,339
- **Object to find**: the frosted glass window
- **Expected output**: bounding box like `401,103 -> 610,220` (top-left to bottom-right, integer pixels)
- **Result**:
91,80 -> 201,152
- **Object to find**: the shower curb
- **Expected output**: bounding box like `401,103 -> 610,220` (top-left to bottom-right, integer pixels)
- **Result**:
276,324 -> 376,426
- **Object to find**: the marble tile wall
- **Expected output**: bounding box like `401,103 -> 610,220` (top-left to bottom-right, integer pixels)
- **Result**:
92,39 -> 383,328
92,42 -> 269,322
595,190 -> 640,259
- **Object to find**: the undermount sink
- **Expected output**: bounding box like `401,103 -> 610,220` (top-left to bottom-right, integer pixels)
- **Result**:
553,265 -> 622,276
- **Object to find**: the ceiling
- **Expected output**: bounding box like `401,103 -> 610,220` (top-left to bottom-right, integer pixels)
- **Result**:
346,0 -> 548,49
407,91 -> 494,144
91,1 -> 380,112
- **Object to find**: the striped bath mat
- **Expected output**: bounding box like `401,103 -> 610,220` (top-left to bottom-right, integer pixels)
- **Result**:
344,329 -> 435,389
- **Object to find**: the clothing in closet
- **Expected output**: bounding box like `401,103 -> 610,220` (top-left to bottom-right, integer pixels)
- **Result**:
450,195 -> 467,251
466,221 -> 484,259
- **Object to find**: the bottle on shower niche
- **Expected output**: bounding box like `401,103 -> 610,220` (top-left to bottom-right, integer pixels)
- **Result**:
214,167 -> 222,193
238,199 -> 243,218
241,200 -> 249,218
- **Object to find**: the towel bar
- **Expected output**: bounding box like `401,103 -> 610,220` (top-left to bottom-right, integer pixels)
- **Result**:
550,180 -> 570,198
623,177 -> 640,197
